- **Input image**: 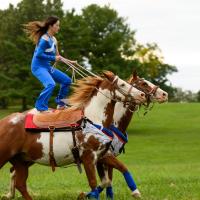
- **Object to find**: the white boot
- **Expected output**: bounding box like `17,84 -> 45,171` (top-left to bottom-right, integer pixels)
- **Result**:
56,99 -> 69,110
132,189 -> 141,198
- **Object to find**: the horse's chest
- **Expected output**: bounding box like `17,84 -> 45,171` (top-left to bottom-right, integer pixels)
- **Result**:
35,132 -> 74,166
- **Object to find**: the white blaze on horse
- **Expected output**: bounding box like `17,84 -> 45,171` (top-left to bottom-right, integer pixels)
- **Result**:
0,71 -> 145,200
94,71 -> 168,199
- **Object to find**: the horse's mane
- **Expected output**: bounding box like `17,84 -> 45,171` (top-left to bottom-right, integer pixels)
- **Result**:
69,71 -> 115,109
68,76 -> 103,110
127,76 -> 133,83
68,71 -> 115,110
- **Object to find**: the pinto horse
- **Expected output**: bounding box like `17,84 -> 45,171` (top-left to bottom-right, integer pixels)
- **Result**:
93,72 -> 168,199
0,71 -> 145,200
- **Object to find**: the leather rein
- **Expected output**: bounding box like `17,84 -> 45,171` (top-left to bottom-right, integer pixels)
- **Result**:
97,75 -> 139,106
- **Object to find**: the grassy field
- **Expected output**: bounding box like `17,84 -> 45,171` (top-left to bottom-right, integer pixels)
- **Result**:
0,103 -> 200,200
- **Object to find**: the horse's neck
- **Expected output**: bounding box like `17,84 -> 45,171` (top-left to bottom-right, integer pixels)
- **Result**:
84,88 -> 115,128
113,102 -> 135,133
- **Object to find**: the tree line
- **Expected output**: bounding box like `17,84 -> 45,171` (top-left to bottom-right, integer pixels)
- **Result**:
0,0 -> 178,110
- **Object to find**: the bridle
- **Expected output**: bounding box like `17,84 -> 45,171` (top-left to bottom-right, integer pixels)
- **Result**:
128,77 -> 160,113
131,78 -> 159,101
98,75 -> 137,105
147,85 -> 159,96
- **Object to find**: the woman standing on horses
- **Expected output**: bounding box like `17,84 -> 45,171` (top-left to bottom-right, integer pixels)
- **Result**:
24,16 -> 75,112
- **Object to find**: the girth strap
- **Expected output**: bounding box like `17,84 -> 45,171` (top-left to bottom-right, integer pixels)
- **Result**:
49,126 -> 57,172
71,128 -> 82,173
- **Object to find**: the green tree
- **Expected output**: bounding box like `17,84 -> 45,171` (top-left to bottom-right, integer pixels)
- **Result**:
80,4 -> 137,78
45,0 -> 64,18
0,2 -> 178,109
133,43 -> 177,98
0,0 -> 46,110
196,91 -> 200,102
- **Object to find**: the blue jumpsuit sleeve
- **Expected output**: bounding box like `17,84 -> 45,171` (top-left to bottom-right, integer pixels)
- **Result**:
35,38 -> 56,61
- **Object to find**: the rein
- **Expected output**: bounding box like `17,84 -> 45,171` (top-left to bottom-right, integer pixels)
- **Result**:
61,58 -> 100,79
61,58 -> 139,105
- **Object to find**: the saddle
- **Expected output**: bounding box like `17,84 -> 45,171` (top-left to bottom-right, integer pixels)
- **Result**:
25,108 -> 84,173
32,108 -> 84,129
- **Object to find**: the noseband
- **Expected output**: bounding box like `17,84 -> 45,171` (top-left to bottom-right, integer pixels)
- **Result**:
110,76 -> 135,105
131,78 -> 159,107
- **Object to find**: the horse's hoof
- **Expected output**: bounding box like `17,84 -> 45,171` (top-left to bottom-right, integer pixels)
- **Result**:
77,192 -> 98,200
77,192 -> 87,200
106,197 -> 113,200
132,189 -> 141,198
85,189 -> 99,200
87,198 -> 98,200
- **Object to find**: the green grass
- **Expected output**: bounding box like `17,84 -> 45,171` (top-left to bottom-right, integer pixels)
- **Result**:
0,103 -> 200,200
0,106 -> 23,119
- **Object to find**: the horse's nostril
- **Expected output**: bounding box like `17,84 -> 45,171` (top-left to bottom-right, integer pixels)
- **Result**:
163,93 -> 166,96
141,93 -> 145,97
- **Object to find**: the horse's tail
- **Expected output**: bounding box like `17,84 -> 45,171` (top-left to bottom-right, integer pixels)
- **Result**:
0,112 -> 25,169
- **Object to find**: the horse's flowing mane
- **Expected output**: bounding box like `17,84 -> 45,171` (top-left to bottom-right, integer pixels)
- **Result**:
68,76 -> 103,109
68,71 -> 115,110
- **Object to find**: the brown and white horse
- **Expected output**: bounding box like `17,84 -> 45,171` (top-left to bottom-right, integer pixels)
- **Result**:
94,72 -> 168,199
0,71 -> 146,200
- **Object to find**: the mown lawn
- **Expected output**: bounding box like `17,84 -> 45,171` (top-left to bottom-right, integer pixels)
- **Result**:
0,103 -> 200,200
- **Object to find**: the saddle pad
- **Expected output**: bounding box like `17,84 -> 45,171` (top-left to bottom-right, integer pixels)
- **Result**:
25,108 -> 83,129
25,114 -> 38,129
33,108 -> 83,128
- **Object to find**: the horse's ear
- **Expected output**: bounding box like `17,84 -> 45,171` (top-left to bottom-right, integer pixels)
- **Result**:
132,70 -> 138,81
102,71 -> 114,81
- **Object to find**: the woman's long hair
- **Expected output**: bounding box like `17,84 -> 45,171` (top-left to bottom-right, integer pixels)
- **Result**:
24,16 -> 59,44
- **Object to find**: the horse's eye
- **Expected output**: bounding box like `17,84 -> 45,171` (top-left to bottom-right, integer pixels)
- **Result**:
142,82 -> 148,87
120,83 -> 125,87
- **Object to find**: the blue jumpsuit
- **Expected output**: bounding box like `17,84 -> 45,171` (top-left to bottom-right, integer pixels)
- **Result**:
31,33 -> 71,111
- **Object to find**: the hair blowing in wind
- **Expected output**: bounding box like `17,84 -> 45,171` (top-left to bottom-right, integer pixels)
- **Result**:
23,16 -> 59,44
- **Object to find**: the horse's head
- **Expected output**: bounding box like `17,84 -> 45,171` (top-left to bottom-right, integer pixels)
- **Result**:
129,71 -> 168,104
102,71 -> 146,104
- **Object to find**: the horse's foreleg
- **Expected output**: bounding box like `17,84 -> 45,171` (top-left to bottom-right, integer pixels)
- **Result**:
100,155 -> 141,198
81,150 -> 99,200
96,164 -> 114,200
96,162 -> 112,193
105,167 -> 114,200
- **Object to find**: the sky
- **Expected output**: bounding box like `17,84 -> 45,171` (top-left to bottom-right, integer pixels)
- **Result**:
0,0 -> 199,92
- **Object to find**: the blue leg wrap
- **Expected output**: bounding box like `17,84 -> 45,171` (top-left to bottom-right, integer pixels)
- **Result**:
86,188 -> 100,200
97,186 -> 104,193
123,171 -> 137,192
106,186 -> 114,199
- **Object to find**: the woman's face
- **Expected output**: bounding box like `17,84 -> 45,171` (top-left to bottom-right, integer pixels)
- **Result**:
49,20 -> 60,34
